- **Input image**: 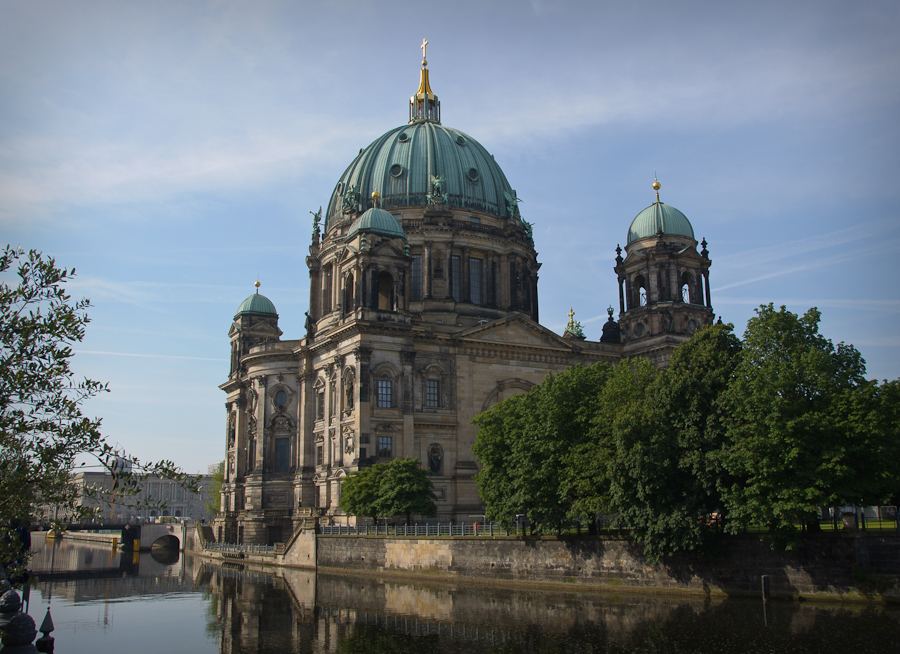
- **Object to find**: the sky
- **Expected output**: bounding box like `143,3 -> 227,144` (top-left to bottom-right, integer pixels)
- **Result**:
2,0 -> 899,475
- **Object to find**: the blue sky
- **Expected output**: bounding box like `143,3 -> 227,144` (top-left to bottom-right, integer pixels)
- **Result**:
2,0 -> 898,474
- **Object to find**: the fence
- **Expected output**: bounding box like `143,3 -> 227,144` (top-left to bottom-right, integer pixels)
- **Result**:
205,542 -> 276,554
320,523 -> 513,537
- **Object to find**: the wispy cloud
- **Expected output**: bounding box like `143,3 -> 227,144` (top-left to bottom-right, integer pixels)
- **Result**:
75,350 -> 227,362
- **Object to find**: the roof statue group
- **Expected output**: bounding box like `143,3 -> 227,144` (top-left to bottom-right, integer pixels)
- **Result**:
217,42 -> 715,542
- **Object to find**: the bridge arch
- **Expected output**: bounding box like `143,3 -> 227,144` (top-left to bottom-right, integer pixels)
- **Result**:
151,534 -> 180,550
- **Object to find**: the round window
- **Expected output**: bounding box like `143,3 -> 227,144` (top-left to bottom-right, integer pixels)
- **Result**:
389,164 -> 404,178
467,168 -> 479,182
456,135 -> 467,146
397,132 -> 410,142
275,390 -> 288,408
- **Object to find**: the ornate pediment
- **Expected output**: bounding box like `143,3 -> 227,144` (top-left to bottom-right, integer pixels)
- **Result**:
454,314 -> 577,351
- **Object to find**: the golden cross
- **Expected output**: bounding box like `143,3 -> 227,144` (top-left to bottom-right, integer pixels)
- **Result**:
568,307 -> 574,323
421,38 -> 428,60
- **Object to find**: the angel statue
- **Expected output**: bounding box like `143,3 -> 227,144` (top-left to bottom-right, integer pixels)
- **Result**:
427,174 -> 446,205
310,206 -> 322,243
504,190 -> 522,219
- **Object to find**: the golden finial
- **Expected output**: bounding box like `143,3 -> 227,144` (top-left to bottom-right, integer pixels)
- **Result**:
371,190 -> 381,208
254,279 -> 261,294
567,307 -> 575,325
652,177 -> 661,201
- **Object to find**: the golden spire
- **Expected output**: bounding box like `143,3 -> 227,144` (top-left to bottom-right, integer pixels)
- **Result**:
372,190 -> 381,207
410,38 -> 440,124
652,177 -> 661,202
254,279 -> 261,294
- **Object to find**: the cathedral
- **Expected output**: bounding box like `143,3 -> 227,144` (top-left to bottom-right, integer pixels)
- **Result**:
215,45 -> 715,545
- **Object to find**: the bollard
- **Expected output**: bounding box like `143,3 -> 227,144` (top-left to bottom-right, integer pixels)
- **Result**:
35,607 -> 54,653
761,575 -> 770,603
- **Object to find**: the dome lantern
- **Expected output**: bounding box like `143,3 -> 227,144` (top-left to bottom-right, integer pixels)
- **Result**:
410,38 -> 440,124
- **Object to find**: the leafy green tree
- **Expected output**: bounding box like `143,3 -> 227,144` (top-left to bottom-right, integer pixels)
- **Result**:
609,324 -> 741,561
205,461 -> 225,517
339,462 -> 388,523
562,358 -> 657,525
1,247 -> 194,577
720,304 -> 876,544
376,457 -> 437,524
473,363 -> 618,533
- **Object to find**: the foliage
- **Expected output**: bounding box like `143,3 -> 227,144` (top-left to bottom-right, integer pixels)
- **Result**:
340,458 -> 437,524
205,461 -> 225,517
0,246 -> 195,580
562,358 -> 657,524
720,304 -> 896,545
609,323 -> 741,561
472,303 -> 898,559
376,457 -> 437,524
340,462 -> 388,523
473,363 -> 619,533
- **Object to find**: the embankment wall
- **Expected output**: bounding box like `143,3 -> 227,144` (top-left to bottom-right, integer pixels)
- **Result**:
312,534 -> 900,601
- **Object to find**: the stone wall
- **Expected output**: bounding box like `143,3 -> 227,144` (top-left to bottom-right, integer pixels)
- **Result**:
314,534 -> 900,601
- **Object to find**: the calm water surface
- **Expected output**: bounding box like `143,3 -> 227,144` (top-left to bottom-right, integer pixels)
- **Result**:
22,533 -> 900,653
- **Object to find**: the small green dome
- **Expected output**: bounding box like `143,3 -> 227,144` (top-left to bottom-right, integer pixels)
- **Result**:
235,292 -> 278,319
627,201 -> 694,245
346,207 -> 406,241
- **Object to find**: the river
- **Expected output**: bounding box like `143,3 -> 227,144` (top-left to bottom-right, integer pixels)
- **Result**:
16,533 -> 900,653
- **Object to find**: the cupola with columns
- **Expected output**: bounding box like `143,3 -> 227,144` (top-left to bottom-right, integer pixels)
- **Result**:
613,180 -> 714,364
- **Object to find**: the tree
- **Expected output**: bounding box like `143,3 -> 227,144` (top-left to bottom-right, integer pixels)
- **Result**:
720,304 -> 883,545
608,324 -> 741,561
376,458 -> 437,524
205,462 -> 225,517
339,462 -> 388,523
562,358 -> 657,525
473,363 -> 621,533
1,247 -> 193,576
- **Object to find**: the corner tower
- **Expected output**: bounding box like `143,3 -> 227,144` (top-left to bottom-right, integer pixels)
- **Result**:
613,180 -> 714,366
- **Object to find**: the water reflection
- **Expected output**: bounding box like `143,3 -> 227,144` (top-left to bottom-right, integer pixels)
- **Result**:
23,535 -> 900,654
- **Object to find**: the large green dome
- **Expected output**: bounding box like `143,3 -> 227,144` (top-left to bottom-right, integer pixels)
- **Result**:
325,122 -> 516,231
235,292 -> 278,319
627,201 -> 694,245
347,207 -> 406,241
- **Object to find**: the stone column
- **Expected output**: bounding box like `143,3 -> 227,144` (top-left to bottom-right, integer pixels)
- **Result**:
462,246 -> 471,303
400,350 -> 416,460
370,264 -> 379,310
423,242 -> 433,300
254,376 -> 267,473
618,275 -> 626,313
445,241 -> 454,299
499,253 -> 510,309
703,270 -> 712,307
307,262 -> 321,322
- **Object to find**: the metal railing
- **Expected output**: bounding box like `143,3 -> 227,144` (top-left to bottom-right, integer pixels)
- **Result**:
320,523 -> 512,537
205,542 -> 276,554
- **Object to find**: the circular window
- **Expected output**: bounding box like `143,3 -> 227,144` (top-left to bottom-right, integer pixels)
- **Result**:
397,132 -> 410,142
389,164 -> 404,178
456,135 -> 467,146
467,168 -> 479,182
274,390 -> 288,408
337,182 -> 344,195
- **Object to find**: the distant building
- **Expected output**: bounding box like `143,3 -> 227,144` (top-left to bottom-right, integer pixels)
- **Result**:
39,471 -> 214,523
215,49 -> 715,544
208,461 -> 225,475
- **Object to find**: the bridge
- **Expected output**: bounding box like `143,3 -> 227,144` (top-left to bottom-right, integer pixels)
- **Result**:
49,522 -> 188,551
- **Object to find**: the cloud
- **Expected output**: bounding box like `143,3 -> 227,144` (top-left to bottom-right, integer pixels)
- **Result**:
713,297 -> 900,314
75,350 -> 227,362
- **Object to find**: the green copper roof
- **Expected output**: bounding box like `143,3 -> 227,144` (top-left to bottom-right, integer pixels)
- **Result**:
235,292 -> 278,319
347,207 -> 406,241
627,201 -> 695,245
325,122 -> 515,231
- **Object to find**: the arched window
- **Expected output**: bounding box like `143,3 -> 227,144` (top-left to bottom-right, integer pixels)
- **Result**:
681,271 -> 694,304
634,275 -> 648,307
344,272 -> 354,311
377,271 -> 394,311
